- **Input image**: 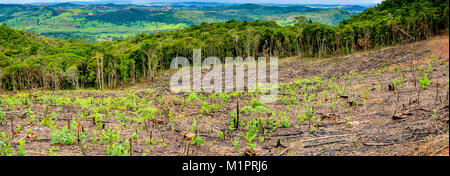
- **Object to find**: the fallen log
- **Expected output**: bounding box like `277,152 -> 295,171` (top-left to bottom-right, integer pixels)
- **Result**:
299,134 -> 352,143
363,142 -> 395,146
304,140 -> 346,148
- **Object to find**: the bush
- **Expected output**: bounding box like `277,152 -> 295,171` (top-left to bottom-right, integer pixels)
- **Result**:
50,127 -> 76,145
419,73 -> 431,89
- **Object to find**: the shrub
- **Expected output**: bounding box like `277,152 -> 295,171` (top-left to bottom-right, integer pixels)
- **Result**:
191,135 -> 205,146
50,126 -> 76,145
419,73 -> 431,89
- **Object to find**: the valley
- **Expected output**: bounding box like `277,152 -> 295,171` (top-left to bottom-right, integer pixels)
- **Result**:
0,3 -> 363,40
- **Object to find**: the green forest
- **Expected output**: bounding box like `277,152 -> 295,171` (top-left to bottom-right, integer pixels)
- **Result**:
0,0 -> 448,91
0,3 -> 360,40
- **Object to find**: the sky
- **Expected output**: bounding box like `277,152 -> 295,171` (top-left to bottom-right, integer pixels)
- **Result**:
0,0 -> 384,5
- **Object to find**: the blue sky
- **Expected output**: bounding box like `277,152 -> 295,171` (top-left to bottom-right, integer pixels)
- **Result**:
0,0 -> 384,5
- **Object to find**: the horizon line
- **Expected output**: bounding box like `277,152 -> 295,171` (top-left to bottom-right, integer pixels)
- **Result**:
0,1 -> 379,6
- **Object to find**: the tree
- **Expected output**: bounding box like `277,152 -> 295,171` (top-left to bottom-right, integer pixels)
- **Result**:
95,51 -> 104,90
66,65 -> 79,90
45,61 -> 63,90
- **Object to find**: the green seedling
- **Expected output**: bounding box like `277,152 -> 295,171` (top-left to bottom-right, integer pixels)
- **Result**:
419,73 -> 431,89
432,110 -> 438,120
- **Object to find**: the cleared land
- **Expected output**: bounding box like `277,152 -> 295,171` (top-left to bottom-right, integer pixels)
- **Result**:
0,35 -> 448,156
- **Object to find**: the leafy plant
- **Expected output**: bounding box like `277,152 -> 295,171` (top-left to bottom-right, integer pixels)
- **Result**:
218,131 -> 225,139
242,118 -> 259,146
50,126 -> 76,145
233,137 -> 240,149
280,116 -> 291,128
16,140 -> 26,156
309,126 -> 316,133
427,63 -> 433,74
144,138 -> 158,146
108,142 -> 130,156
239,99 -> 272,116
40,116 -> 54,127
419,73 -> 431,89
228,118 -> 237,131
200,101 -> 221,115
362,86 -> 370,100
187,92 -> 201,103
0,107 -> 5,124
0,132 -> 13,156
345,117 -> 351,126
191,119 -> 199,134
48,147 -> 58,156
432,110 -> 438,120
191,135 -> 205,146
137,107 -> 158,120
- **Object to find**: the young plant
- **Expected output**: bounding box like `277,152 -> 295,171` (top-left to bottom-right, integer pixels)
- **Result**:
309,126 -> 316,133
107,141 -> 130,156
50,126 -> 76,145
0,107 -> 5,125
218,131 -> 225,139
280,115 -> 291,128
228,118 -> 237,131
240,99 -> 272,116
432,110 -> 438,120
362,86 -> 370,100
187,92 -> 201,104
233,137 -> 241,149
48,147 -> 58,156
330,102 -> 338,111
16,140 -> 26,156
242,118 -> 259,146
419,73 -> 431,89
191,119 -> 199,134
427,63 -> 433,74
0,132 -> 13,156
190,135 -> 205,146
345,117 -> 351,126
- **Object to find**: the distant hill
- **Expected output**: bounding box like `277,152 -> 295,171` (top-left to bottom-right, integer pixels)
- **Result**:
0,3 -> 363,40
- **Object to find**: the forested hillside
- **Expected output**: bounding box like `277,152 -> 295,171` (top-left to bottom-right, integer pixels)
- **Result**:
0,0 -> 448,91
0,3 -> 359,40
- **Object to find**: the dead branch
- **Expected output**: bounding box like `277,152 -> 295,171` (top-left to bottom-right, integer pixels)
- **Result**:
304,139 -> 346,148
277,148 -> 289,156
299,134 -> 352,143
363,142 -> 395,146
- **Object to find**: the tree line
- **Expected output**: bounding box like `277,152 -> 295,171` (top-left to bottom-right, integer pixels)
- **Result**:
0,0 -> 448,91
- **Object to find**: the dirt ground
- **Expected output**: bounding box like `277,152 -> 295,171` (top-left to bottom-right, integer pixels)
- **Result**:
0,35 -> 448,156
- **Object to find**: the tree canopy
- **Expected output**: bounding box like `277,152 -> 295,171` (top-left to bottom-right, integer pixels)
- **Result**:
0,0 -> 448,91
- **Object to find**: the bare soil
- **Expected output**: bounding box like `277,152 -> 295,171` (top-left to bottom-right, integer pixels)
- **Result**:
0,35 -> 448,156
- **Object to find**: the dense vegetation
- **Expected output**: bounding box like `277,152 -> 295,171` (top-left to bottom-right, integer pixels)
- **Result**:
0,3 -> 360,40
0,0 -> 448,91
